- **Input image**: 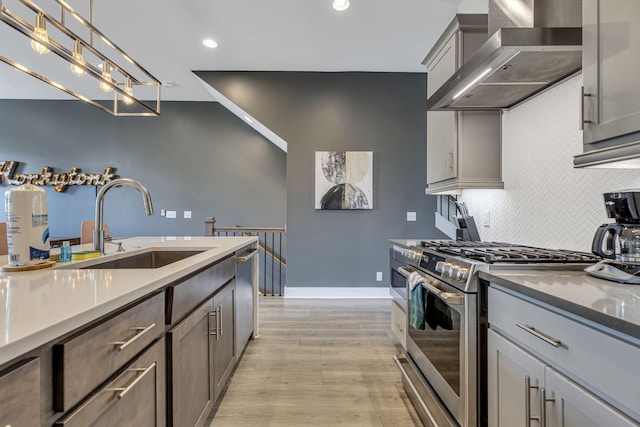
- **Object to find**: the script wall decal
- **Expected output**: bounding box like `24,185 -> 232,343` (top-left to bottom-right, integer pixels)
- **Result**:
0,161 -> 117,192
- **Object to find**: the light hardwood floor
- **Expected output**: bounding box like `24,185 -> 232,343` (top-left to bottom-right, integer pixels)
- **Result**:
209,298 -> 422,426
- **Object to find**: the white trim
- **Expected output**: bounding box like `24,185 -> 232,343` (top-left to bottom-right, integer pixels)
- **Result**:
283,287 -> 391,299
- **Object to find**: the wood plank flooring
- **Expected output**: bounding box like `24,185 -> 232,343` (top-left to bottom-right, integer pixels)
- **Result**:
209,298 -> 422,426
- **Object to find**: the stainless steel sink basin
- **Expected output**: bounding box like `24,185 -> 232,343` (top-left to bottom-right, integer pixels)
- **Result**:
81,250 -> 205,269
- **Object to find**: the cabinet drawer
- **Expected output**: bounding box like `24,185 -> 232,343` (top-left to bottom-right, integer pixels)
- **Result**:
53,292 -> 164,412
0,358 -> 40,426
167,255 -> 234,325
54,337 -> 165,427
489,285 -> 640,419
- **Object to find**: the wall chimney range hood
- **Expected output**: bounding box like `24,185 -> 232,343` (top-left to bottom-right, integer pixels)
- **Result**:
427,0 -> 582,111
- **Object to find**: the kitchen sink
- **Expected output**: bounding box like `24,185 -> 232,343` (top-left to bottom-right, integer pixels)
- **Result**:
81,250 -> 205,269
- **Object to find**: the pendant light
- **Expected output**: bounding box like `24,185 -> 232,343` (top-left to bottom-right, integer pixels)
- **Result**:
30,12 -> 50,55
0,0 -> 161,116
99,60 -> 113,93
122,76 -> 134,105
332,0 -> 350,11
70,40 -> 86,76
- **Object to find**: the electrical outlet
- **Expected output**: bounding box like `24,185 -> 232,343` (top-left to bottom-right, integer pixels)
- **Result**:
407,212 -> 417,222
376,272 -> 383,281
160,209 -> 166,217
184,211 -> 192,219
483,210 -> 491,228
166,210 -> 177,219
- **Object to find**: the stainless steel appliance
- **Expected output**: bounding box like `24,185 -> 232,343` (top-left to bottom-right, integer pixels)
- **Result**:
427,0 -> 582,111
587,191 -> 640,284
394,240 -> 599,427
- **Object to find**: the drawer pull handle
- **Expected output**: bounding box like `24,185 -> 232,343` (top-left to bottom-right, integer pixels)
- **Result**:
525,376 -> 539,426
113,323 -> 156,352
108,362 -> 156,400
516,322 -> 562,348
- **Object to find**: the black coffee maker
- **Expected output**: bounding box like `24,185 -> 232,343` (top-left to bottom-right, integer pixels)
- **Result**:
587,191 -> 640,284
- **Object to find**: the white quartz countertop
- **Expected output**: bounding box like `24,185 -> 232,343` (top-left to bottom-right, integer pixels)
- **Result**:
480,269 -> 640,341
0,235 -> 257,366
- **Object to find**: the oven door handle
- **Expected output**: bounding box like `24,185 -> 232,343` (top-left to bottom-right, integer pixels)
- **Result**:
397,267 -> 413,278
421,281 -> 465,305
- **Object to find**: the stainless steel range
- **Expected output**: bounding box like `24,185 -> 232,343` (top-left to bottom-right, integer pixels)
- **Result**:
394,240 -> 600,427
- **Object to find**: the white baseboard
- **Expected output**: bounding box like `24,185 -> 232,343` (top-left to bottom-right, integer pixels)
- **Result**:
283,287 -> 391,299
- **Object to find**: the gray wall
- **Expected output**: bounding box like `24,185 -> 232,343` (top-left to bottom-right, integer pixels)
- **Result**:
198,72 -> 445,288
0,100 -> 286,238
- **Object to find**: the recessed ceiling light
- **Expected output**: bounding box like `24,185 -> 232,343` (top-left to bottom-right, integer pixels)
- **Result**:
243,115 -> 253,124
202,38 -> 218,48
332,0 -> 350,11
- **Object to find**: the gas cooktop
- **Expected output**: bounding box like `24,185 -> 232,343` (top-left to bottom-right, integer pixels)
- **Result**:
418,240 -> 601,265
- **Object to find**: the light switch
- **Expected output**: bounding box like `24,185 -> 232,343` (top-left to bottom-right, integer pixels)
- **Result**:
166,210 -> 176,219
184,211 -> 192,219
376,272 -> 383,281
407,212 -> 417,222
483,210 -> 491,228
160,209 -> 166,217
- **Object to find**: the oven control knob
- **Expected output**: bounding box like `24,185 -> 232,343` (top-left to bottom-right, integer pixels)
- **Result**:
448,265 -> 459,278
455,268 -> 469,281
435,261 -> 446,273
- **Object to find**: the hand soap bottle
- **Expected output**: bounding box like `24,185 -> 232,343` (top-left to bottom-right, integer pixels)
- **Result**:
60,241 -> 72,263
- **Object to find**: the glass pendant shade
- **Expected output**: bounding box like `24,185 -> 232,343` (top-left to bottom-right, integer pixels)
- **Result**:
31,12 -> 50,54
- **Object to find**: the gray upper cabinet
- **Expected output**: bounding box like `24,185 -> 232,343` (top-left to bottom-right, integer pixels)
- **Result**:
575,0 -> 640,167
425,14 -> 503,194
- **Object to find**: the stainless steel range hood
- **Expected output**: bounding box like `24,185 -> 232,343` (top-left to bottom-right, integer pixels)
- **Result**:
427,0 -> 582,111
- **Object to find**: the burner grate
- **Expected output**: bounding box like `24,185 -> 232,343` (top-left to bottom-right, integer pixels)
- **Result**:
419,240 -> 600,264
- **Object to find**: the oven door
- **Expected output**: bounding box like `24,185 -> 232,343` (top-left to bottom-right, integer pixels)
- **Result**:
405,272 -> 477,427
389,250 -> 408,306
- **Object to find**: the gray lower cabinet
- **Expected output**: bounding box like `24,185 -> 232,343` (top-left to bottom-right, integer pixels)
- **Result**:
488,285 -> 640,426
575,0 -> 640,167
168,278 -> 236,427
54,337 -> 166,427
488,329 -> 637,427
0,358 -> 40,426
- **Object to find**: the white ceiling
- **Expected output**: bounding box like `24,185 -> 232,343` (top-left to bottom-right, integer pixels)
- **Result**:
0,0 -> 487,101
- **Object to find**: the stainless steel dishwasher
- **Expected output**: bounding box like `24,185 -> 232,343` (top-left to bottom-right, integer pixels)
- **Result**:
235,246 -> 259,356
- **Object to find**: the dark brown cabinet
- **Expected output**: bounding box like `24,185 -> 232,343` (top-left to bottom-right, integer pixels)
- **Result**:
0,358 -> 40,426
168,279 -> 236,427
54,338 -> 166,427
212,280 -> 236,402
168,297 -> 215,427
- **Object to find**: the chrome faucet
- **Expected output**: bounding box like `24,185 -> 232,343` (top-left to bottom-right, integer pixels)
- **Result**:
93,178 -> 154,255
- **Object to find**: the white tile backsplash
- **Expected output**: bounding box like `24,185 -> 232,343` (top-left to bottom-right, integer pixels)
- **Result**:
460,74 -> 640,252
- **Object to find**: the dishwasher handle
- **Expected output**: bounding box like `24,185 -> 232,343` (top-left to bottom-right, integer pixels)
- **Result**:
236,248 -> 259,263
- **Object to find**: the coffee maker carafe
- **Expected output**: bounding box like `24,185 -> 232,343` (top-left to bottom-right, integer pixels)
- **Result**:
587,191 -> 640,284
592,192 -> 640,261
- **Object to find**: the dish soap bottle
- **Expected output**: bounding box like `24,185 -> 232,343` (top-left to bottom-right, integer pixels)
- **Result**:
60,241 -> 72,263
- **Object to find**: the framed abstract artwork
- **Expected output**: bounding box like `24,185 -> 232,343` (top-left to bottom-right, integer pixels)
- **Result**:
315,151 -> 373,210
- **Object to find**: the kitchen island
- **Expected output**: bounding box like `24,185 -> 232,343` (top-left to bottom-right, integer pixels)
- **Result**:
482,269 -> 640,425
0,235 -> 258,426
